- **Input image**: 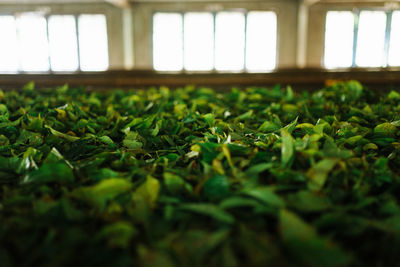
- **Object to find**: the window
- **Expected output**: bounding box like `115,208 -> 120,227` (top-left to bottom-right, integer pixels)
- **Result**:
184,12 -> 214,71
355,11 -> 387,67
0,13 -> 109,72
246,11 -> 277,71
78,14 -> 109,71
153,11 -> 277,72
18,13 -> 50,71
324,10 -> 400,68
0,16 -> 19,71
389,11 -> 400,66
324,11 -> 354,68
48,15 -> 79,71
153,13 -> 183,71
215,12 -> 246,71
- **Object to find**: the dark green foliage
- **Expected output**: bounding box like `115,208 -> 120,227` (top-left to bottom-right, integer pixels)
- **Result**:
1,81 -> 400,266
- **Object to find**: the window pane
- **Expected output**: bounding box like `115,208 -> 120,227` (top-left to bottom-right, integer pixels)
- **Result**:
48,15 -> 79,71
17,13 -> 49,71
215,12 -> 245,71
0,16 -> 18,71
389,11 -> 400,66
246,11 -> 277,71
324,11 -> 354,68
153,13 -> 183,71
78,14 -> 109,71
184,12 -> 213,71
356,11 -> 386,67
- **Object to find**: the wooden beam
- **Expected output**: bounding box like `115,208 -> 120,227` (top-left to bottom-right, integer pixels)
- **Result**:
2,69 -> 400,91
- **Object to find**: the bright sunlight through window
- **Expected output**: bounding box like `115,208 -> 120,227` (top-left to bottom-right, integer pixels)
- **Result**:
183,12 -> 214,71
78,14 -> 109,71
152,11 -> 277,72
0,16 -> 19,72
389,11 -> 400,66
153,13 -> 183,71
17,13 -> 50,72
48,15 -> 79,71
215,12 -> 246,71
324,11 -> 354,68
246,11 -> 277,71
0,13 -> 109,72
355,11 -> 387,67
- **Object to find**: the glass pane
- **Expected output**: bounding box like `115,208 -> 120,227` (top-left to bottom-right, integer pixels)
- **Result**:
78,14 -> 109,71
324,11 -> 354,68
153,13 -> 183,71
17,13 -> 49,71
184,12 -> 214,71
215,12 -> 245,71
246,11 -> 277,71
48,15 -> 79,71
0,16 -> 18,72
389,11 -> 400,66
356,11 -> 387,67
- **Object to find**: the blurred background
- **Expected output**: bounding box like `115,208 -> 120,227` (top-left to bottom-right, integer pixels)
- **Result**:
1,0 -> 400,88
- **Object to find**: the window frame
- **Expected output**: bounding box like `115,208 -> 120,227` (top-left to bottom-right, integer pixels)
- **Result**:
323,8 -> 394,69
151,9 -> 278,72
0,11 -> 109,73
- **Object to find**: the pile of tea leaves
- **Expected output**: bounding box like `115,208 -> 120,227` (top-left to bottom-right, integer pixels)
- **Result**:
1,81 -> 400,266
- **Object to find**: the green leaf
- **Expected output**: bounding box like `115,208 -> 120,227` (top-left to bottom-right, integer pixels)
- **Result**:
245,163 -> 273,176
163,172 -> 192,194
1,80 -> 400,266
27,117 -> 44,131
391,120 -> 400,127
98,135 -> 115,146
15,130 -> 43,146
238,110 -> 253,120
123,131 -> 143,149
363,143 -> 378,151
133,175 -> 160,209
180,203 -> 235,224
288,191 -> 331,212
219,196 -> 261,210
374,122 -> 398,137
23,81 -> 35,91
22,163 -> 74,184
280,209 -> 315,240
45,125 -> 80,142
282,116 -> 299,133
203,175 -> 230,201
258,121 -> 281,133
242,187 -> 285,208
199,142 -> 220,164
280,209 -> 351,267
151,120 -> 162,136
0,104 -> 8,116
203,113 -> 215,127
281,130 -> 295,168
307,158 -> 339,191
96,221 -> 137,248
71,178 -> 131,210
388,90 -> 400,100
345,135 -> 363,146
0,156 -> 22,172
